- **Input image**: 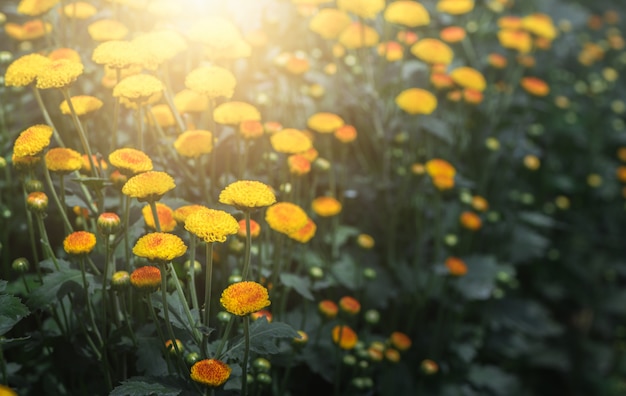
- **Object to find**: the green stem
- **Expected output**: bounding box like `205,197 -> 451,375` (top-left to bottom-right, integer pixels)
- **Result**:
188,235 -> 200,312
160,264 -> 188,375
79,257 -> 104,347
61,88 -> 99,180
123,195 -> 132,271
42,164 -> 73,233
242,211 -> 252,280
147,295 -> 173,374
215,315 -> 235,358
32,86 -> 65,147
242,316 -> 250,396
168,261 -> 201,344
149,200 -> 162,232
202,242 -> 214,357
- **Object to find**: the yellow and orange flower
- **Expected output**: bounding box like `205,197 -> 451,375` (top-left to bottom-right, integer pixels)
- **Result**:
288,218 -> 316,243
173,205 -> 207,224
130,265 -> 161,291
265,202 -> 309,235
174,130 -> 213,158
213,101 -> 261,125
5,20 -> 52,41
309,9 -> 351,40
45,147 -> 82,173
389,331 -> 412,351
5,53 -> 51,87
109,148 -> 153,175
338,22 -> 380,49
190,359 -> 232,387
185,66 -> 236,100
334,125 -> 357,143
337,0 -> 385,19
384,1 -> 430,27
59,95 -> 103,116
332,325 -> 358,350
17,0 -> 60,16
411,39 -> 453,65
239,120 -> 264,140
13,124 -> 53,158
307,112 -> 344,134
445,256 -> 468,276
142,203 -> 177,232
121,171 -> 175,202
288,154 -> 311,175
312,196 -> 342,217
339,296 -> 361,315
319,300 -> 338,318
459,211 -> 482,231
88,19 -> 129,41
425,159 -> 456,190
396,88 -> 437,115
63,231 -> 97,255
132,232 -> 187,262
450,66 -> 486,91
219,180 -> 277,211
520,76 -> 550,96
270,129 -> 312,154
498,29 -> 532,53
221,281 -> 271,316
36,59 -> 84,89
184,208 -> 239,243
440,26 -> 466,43
237,219 -> 261,239
113,74 -> 163,103
437,0 -> 474,15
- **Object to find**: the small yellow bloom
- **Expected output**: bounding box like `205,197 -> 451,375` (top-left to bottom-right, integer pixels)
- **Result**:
174,130 -> 213,158
63,231 -> 97,255
384,1 -> 430,27
437,0 -> 475,15
220,281 -> 271,316
213,101 -> 261,125
190,359 -> 232,388
122,171 -> 175,202
337,0 -> 385,19
5,53 -> 51,87
133,232 -> 187,262
184,208 -> 239,243
265,202 -> 308,235
307,112 -> 344,133
312,196 -> 342,217
17,0 -> 60,16
45,147 -> 82,173
88,19 -> 129,41
13,124 -> 53,158
219,180 -> 276,211
450,67 -> 486,91
338,22 -> 380,49
411,39 -> 453,65
130,265 -> 161,291
395,88 -> 438,115
60,95 -> 103,116
309,9 -> 351,40
185,66 -> 236,100
270,129 -> 312,154
36,59 -> 83,89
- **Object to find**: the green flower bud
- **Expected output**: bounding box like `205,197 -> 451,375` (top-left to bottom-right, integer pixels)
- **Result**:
185,352 -> 200,366
253,358 -> 271,372
364,309 -> 380,324
217,311 -> 232,323
12,257 -> 29,273
24,179 -> 43,193
256,373 -> 272,385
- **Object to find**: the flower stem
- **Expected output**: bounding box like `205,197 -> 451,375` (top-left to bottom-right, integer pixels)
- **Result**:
188,235 -> 199,311
242,315 -> 250,396
242,211 -> 252,280
147,295 -> 173,374
214,314 -> 235,359
41,164 -> 73,233
168,261 -> 201,344
201,242 -> 214,357
61,88 -> 99,180
159,264 -> 188,376
149,200 -> 162,232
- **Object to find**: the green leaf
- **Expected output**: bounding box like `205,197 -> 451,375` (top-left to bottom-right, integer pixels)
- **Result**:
135,334 -> 168,376
227,318 -> 298,357
279,273 -> 314,300
451,255 -> 514,300
0,293 -> 29,336
511,224 -> 550,263
330,254 -> 357,290
109,376 -> 182,396
27,266 -> 96,310
0,280 -> 7,293
518,211 -> 556,228
468,364 -> 520,394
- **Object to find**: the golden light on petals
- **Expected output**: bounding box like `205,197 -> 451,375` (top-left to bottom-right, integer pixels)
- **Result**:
5,53 -> 51,87
450,67 -> 486,91
35,59 -> 83,89
309,9 -> 351,40
60,95 -> 103,116
184,208 -> 239,243
213,102 -> 261,125
437,0 -> 475,15
307,112 -> 344,133
219,180 -> 277,210
113,74 -> 164,102
17,0 -> 60,16
142,203 -> 177,232
270,129 -> 312,154
220,281 -> 271,316
339,22 -> 380,49
173,205 -> 207,224
337,0 -> 385,19
88,19 -> 129,41
395,88 -> 438,115
185,66 -> 236,100
174,89 -> 209,113
132,232 -> 187,262
312,196 -> 342,217
62,2 -> 97,19
5,20 -> 52,41
92,40 -> 141,69
63,231 -> 97,255
384,1 -> 430,27
13,124 -> 53,158
498,29 -> 532,53
411,39 -> 454,65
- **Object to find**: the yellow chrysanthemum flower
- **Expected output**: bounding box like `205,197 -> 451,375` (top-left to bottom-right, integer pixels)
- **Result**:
219,180 -> 276,211
220,281 -> 270,316
17,0 -> 60,16
142,203 -> 177,232
190,359 -> 232,388
5,53 -> 51,87
146,104 -> 175,128
173,89 -> 209,113
59,95 -> 103,116
184,208 -> 239,243
288,218 -> 316,243
395,88 -> 438,115
133,30 -> 188,67
312,196 -> 342,217
265,202 -> 308,235
270,129 -> 312,154
437,0 -> 475,15
384,1 -> 430,27
45,147 -> 83,173
426,159 -> 456,190
13,124 -> 53,158
307,112 -> 344,133
130,265 -> 161,291
63,231 -> 97,255
113,74 -> 164,103
309,9 -> 351,40
497,29 -> 532,53
92,40 -> 141,69
174,130 -> 213,158
173,204 -> 207,224
450,67 -> 486,91
338,22 -> 380,49
521,13 -> 557,40
337,0 -> 385,19
132,232 -> 187,262
411,39 -> 454,65
213,102 -> 261,125
48,48 -> 82,63
121,171 -> 175,202
35,59 -> 83,89
109,148 -> 153,175
62,2 -> 97,19
5,20 -> 52,41
88,19 -> 129,41
185,66 -> 236,100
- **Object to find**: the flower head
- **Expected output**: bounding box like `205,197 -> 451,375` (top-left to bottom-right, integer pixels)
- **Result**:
63,231 -> 97,255
5,20 -> 52,41
459,211 -> 482,231
339,296 -> 361,315
337,0 -> 384,19
288,154 -> 311,175
130,265 -> 161,291
522,13 -> 557,40
88,19 -> 129,41
184,208 -> 239,243
173,205 -> 207,224
220,281 -> 271,316
174,130 -> 213,158
213,101 -> 261,125
81,154 -> 108,174
174,89 -> 209,113
113,74 -> 163,103
109,148 -> 153,175
309,9 -> 351,40
92,40 -> 140,69
62,1 -> 97,18
384,1 -> 430,27
190,359 -> 232,387
185,66 -> 236,99
425,159 -> 456,190
307,112 -> 344,133
440,26 -> 467,43
36,59 -> 83,89
133,232 -> 187,262
312,196 -> 342,217
270,129 -> 312,154
445,256 -> 468,276
26,191 -> 48,212
250,309 -> 273,322
265,202 -> 308,235
97,212 -> 121,235
133,30 -> 188,68
396,88 -> 438,115
142,203 -> 177,232
319,300 -> 338,318
5,53 -> 51,87
238,219 -> 261,239
45,147 -> 82,173
437,0 -> 475,15
520,76 -> 549,96
48,47 -> 82,63
498,29 -> 532,53
122,171 -> 175,202
357,234 -> 375,249
332,325 -> 358,350
411,39 -> 453,65
390,331 -> 412,351
17,0 -> 60,16
288,218 -> 316,243
239,120 -> 264,140
450,67 -> 486,91
219,180 -> 276,211
339,22 -> 380,49
60,95 -> 103,116
13,124 -> 53,158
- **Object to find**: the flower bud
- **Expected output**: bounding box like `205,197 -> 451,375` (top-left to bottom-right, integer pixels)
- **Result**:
217,311 -> 232,323
420,359 -> 439,375
313,157 -> 331,171
253,357 -> 271,372
0,157 -> 6,169
111,271 -> 130,289
185,352 -> 200,366
165,339 -> 184,355
12,257 -> 29,273
339,296 -> 361,315
256,373 -> 272,385
24,179 -> 43,193
97,212 -> 121,235
357,234 -> 375,249
343,354 -> 357,366
293,330 -> 308,345
26,192 -> 48,213
184,260 -> 202,277
308,266 -> 324,280
364,309 -> 380,324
